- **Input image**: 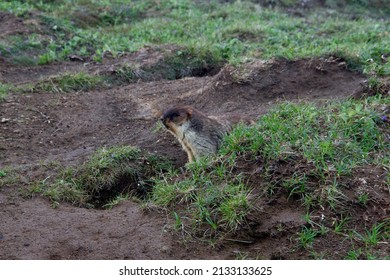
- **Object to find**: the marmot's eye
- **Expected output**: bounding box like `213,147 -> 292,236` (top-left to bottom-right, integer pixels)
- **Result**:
170,112 -> 179,119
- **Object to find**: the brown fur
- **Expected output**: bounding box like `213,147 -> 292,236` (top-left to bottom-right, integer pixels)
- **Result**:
161,106 -> 250,163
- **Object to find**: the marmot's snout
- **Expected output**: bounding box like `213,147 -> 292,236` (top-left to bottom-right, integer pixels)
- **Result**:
160,116 -> 169,129
161,106 -> 191,129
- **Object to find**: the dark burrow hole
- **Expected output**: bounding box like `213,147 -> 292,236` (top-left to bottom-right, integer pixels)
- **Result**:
173,65 -> 222,79
150,63 -> 222,81
87,173 -> 153,209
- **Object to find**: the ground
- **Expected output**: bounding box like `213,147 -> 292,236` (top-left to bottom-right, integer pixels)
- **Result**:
3,51 -> 384,259
0,1 -> 389,260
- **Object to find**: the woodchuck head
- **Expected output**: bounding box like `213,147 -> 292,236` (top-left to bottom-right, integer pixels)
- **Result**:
161,106 -> 194,133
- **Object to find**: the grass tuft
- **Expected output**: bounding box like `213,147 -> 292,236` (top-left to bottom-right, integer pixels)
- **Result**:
298,226 -> 318,248
151,157 -> 252,234
23,72 -> 105,93
354,222 -> 388,246
31,146 -> 173,208
0,83 -> 13,101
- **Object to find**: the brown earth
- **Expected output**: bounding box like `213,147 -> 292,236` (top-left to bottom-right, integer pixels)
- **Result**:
0,12 -> 33,39
3,49 -> 386,260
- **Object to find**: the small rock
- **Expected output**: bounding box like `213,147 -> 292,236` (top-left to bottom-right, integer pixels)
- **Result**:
160,245 -> 169,253
1,118 -> 10,123
68,54 -> 84,62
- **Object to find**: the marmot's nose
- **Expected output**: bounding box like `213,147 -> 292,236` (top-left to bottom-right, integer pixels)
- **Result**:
160,117 -> 169,128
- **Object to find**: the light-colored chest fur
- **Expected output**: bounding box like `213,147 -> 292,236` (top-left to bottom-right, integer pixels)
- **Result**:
168,122 -> 196,162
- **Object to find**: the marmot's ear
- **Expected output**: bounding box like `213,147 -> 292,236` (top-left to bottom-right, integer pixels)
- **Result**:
186,107 -> 193,118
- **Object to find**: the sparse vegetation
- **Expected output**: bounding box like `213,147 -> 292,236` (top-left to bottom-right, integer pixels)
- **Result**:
354,222 -> 387,246
0,167 -> 24,189
22,72 -> 106,93
103,193 -> 130,209
152,165 -> 251,235
110,46 -> 221,83
298,226 -> 319,248
0,83 -> 12,101
334,215 -> 351,234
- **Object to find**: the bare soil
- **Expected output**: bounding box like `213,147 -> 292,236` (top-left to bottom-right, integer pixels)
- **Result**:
1,16 -> 388,259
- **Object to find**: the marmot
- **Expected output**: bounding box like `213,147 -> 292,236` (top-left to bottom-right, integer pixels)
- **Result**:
161,106 -> 239,163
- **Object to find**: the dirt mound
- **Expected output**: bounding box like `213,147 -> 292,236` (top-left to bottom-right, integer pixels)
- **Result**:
0,57 -> 373,259
175,57 -> 365,118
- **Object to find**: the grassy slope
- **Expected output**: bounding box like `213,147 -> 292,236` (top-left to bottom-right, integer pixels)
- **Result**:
0,0 -> 388,75
152,96 -> 389,258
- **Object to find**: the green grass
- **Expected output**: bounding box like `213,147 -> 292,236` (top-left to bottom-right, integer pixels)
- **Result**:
221,96 -> 388,188
342,220 -> 390,259
21,72 -> 106,93
149,94 -> 389,244
334,215 -> 351,234
7,46 -> 220,95
298,226 -> 319,248
345,248 -> 363,260
0,169 -> 8,189
30,146 -> 173,208
356,192 -> 369,206
354,222 -> 388,246
0,0 -> 388,77
345,248 -> 390,260
152,157 -> 251,234
220,95 -> 389,212
103,193 -> 130,209
110,46 -> 222,82
0,83 -> 13,101
0,167 -> 24,190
